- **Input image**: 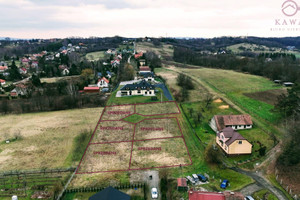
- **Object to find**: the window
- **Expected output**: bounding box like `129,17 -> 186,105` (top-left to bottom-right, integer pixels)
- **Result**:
221,135 -> 224,140
149,91 -> 151,94
138,90 -> 141,94
238,141 -> 242,144
225,146 -> 227,150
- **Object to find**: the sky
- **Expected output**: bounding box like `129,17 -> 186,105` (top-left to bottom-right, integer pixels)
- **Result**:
0,0 -> 300,39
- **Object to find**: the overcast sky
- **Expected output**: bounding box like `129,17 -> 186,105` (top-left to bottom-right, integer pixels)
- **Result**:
0,0 -> 298,39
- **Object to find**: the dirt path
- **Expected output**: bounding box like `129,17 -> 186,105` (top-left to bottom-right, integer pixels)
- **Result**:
232,167 -> 289,200
239,183 -> 262,196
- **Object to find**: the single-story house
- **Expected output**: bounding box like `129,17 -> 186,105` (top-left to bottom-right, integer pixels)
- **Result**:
216,127 -> 252,155
89,186 -> 130,200
10,84 -> 29,97
274,80 -> 282,84
141,72 -> 155,82
177,178 -> 188,191
19,68 -> 27,74
0,79 -> 6,86
97,77 -> 109,88
189,189 -> 244,200
210,114 -> 253,133
0,66 -> 8,72
139,66 -> 151,74
120,80 -> 155,96
84,87 -> 100,93
283,82 -> 294,87
62,68 -> 70,76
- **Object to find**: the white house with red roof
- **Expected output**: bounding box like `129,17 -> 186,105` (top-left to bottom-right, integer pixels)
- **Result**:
97,77 -> 109,88
19,67 -> 27,74
0,66 -> 8,72
0,79 -> 6,86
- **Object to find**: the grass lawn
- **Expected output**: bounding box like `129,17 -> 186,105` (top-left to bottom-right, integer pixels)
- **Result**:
123,114 -> 145,124
0,107 -> 103,171
85,51 -> 106,61
253,189 -> 279,200
169,66 -> 282,124
107,86 -> 169,106
155,67 -> 208,102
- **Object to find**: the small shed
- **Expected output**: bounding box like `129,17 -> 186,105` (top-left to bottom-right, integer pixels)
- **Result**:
177,178 -> 188,191
283,82 -> 294,87
274,80 -> 282,84
84,87 -> 100,93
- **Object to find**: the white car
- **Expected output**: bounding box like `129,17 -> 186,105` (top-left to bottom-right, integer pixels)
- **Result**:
151,187 -> 158,199
245,196 -> 255,200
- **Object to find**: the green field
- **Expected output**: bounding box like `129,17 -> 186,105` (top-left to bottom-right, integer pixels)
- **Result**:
169,66 -> 282,123
85,51 -> 106,61
227,42 -> 300,58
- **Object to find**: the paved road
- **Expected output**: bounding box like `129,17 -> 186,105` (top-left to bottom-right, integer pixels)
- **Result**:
145,171 -> 160,200
155,83 -> 173,100
239,183 -> 262,196
232,167 -> 289,200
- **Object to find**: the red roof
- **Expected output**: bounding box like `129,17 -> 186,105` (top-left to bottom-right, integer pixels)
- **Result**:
0,79 -> 5,83
214,114 -> 252,131
140,66 -> 151,71
101,77 -> 109,83
134,52 -> 143,59
177,178 -> 187,187
84,87 -> 99,91
189,191 -> 225,200
0,66 -> 8,70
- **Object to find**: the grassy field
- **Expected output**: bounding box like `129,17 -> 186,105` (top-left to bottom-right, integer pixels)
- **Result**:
227,42 -> 300,58
85,51 -> 106,61
0,107 -> 102,171
40,75 -> 81,83
136,42 -> 174,60
167,66 -> 282,123
155,67 -> 209,102
135,101 -> 179,115
253,189 -> 279,200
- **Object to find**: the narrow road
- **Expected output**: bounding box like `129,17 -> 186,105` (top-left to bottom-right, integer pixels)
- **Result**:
155,83 -> 173,100
239,183 -> 262,196
145,171 -> 160,200
232,167 -> 289,200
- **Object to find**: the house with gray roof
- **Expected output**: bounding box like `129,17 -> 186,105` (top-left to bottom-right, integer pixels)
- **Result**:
120,80 -> 155,97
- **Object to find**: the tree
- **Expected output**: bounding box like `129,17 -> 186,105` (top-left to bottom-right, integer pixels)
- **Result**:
180,87 -> 189,102
204,93 -> 213,109
275,84 -> 300,117
8,60 -> 22,81
31,74 -> 41,87
80,68 -> 94,82
122,64 -> 135,81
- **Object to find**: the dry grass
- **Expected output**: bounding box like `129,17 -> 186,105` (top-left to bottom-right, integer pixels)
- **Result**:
136,42 -> 174,59
130,138 -> 190,169
92,121 -> 135,143
244,88 -> 287,105
102,105 -> 135,120
135,118 -> 181,140
155,67 -> 208,102
135,102 -> 179,115
77,142 -> 132,173
0,107 -> 102,171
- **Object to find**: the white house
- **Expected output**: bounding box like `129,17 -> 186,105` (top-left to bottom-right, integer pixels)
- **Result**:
141,72 -> 155,82
62,68 -> 70,76
210,114 -> 253,133
0,79 -> 5,86
120,80 -> 155,97
97,77 -> 109,88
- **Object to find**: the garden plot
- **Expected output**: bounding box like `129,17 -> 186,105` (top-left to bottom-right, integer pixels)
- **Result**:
91,121 -> 134,143
77,142 -> 132,173
135,101 -> 180,116
101,105 -> 135,120
134,118 -> 182,140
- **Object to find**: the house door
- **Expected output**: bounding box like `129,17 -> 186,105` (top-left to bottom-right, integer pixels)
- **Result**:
129,91 -> 132,95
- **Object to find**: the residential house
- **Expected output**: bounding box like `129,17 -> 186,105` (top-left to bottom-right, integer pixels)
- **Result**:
0,66 -> 8,72
59,65 -> 69,76
97,77 -> 109,88
139,66 -> 151,74
120,80 -> 155,96
216,127 -> 252,155
139,59 -> 146,66
84,87 -> 100,93
89,186 -> 130,200
10,83 -> 29,97
283,82 -> 294,87
141,72 -> 155,82
19,68 -> 27,74
0,79 -> 5,86
189,189 -> 244,200
177,178 -> 188,191
210,114 -> 253,133
134,52 -> 143,59
111,59 -> 120,68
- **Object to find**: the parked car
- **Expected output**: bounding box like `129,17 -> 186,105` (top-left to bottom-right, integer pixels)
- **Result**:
220,179 -> 229,189
186,176 -> 196,184
151,188 -> 158,199
197,174 -> 208,182
192,174 -> 199,182
245,196 -> 255,200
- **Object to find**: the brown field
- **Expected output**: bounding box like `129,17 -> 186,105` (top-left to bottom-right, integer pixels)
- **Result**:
0,107 -> 102,171
130,138 -> 190,169
134,118 -> 182,140
91,121 -> 134,143
102,105 -> 135,120
155,67 -> 209,102
135,102 -> 179,116
244,88 -> 287,105
77,142 -> 132,173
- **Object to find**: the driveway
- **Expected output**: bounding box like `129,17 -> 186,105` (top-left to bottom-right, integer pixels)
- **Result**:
232,167 -> 289,200
155,83 -> 173,100
130,170 -> 160,200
